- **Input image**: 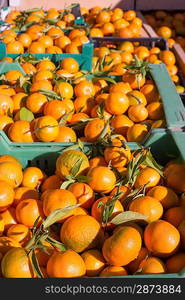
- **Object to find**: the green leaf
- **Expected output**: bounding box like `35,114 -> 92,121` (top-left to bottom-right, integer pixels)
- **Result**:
31,250 -> 44,278
76,175 -> 91,182
60,179 -> 75,189
99,77 -> 116,84
77,138 -> 84,151
143,150 -> 164,177
98,120 -> 110,140
59,110 -> 74,125
70,156 -> 83,178
21,21 -> 37,31
39,89 -> 61,100
97,201 -> 104,208
110,211 -> 148,225
46,236 -> 67,251
96,102 -> 105,119
43,205 -> 80,229
19,107 -> 34,122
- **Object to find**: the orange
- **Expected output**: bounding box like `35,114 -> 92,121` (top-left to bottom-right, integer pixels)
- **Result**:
91,196 -> 124,224
0,207 -> 17,231
144,220 -> 180,257
0,216 -> 4,236
17,33 -> 32,48
60,215 -> 103,252
124,10 -> 136,21
134,167 -> 161,189
7,224 -> 31,246
43,100 -> 69,121
22,167 -> 45,189
121,51 -> 133,64
166,252 -> 185,273
1,248 -> 34,278
84,119 -> 109,142
164,206 -> 185,228
122,72 -> 145,89
70,112 -> 89,124
74,80 -> 95,97
146,102 -> 164,120
21,62 -> 36,74
128,104 -> 148,122
140,257 -> 166,274
47,27 -> 63,39
105,92 -> 129,115
26,92 -> 48,114
30,80 -> 53,92
102,226 -> 142,266
164,163 -> 185,192
68,182 -> 95,209
87,166 -> 116,193
34,116 -> 59,142
91,104 -> 111,120
0,161 -> 23,188
33,70 -> 53,82
0,180 -> 14,212
41,175 -> 62,192
157,26 -> 172,39
178,220 -> 185,249
47,250 -> 86,278
113,19 -> 129,31
13,187 -> 39,207
127,123 -> 148,142
119,41 -> 134,53
5,70 -> 23,85
128,247 -> 149,274
119,27 -> 133,38
0,85 -> 15,96
0,236 -> 20,255
160,50 -> 176,65
26,25 -> 43,41
147,186 -> 179,209
43,189 -> 77,222
0,115 -> 13,133
81,249 -> 105,276
54,126 -> 77,142
110,82 -> 132,95
89,156 -> 107,169
0,94 -> 14,115
104,145 -> 131,168
129,196 -> 163,223
141,84 -> 160,103
12,92 -> 27,113
8,120 -> 35,143
110,114 -> 134,136
55,36 -> 71,49
56,150 -> 89,180
90,28 -> 104,37
6,41 -> 24,54
73,207 -> 88,216
16,199 -> 43,228
54,82 -> 73,99
74,96 -> 94,114
96,11 -> 111,24
60,58 -> 79,74
110,185 -> 130,202
28,42 -> 45,53
99,266 -> 128,277
36,59 -> 55,71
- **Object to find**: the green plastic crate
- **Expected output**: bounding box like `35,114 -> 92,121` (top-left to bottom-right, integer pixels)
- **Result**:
0,42 -> 93,71
0,62 -> 184,168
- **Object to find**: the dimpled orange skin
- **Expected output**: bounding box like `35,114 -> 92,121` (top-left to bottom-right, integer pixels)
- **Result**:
104,145 -> 131,168
147,186 -> 179,209
105,92 -> 129,115
87,166 -> 116,193
102,226 -> 142,266
34,116 -> 59,142
1,248 -> 34,278
81,249 -> 105,277
47,250 -> 86,278
84,119 -> 108,142
134,167 -> 161,188
43,189 -> 77,222
129,196 -> 163,223
0,180 -> 15,212
0,161 -> 23,188
60,215 -> 102,253
144,220 -> 180,257
68,182 -> 95,210
140,257 -> 166,274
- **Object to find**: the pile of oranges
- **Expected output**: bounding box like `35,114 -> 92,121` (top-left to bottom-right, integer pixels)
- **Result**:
0,145 -> 185,278
0,56 -> 165,144
93,42 -> 180,84
0,7 -> 144,55
1,7 -> 89,54
144,10 -> 185,50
